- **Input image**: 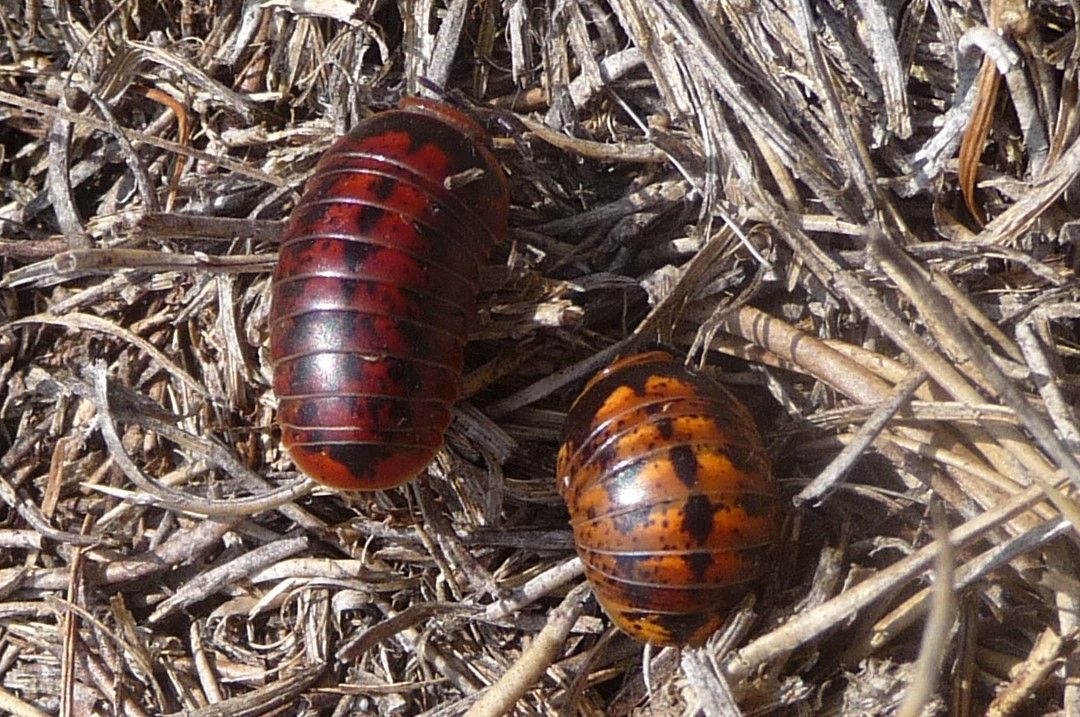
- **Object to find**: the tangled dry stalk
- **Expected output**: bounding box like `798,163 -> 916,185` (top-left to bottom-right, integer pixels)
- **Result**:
1,0 -> 1078,715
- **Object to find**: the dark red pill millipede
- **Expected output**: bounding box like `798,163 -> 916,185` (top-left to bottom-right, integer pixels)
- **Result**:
269,98 -> 510,490
556,351 -> 780,646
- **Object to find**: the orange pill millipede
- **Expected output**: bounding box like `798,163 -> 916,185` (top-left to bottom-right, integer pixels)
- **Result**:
556,351 -> 780,646
269,98 -> 510,490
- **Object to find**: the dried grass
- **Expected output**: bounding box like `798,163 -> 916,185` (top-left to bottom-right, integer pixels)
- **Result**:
1,0 -> 1079,715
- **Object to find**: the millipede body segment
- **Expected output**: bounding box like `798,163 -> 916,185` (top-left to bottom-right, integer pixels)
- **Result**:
557,351 -> 780,646
270,98 -> 509,490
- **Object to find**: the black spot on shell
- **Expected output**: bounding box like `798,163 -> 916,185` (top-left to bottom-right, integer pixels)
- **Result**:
342,240 -> 379,273
670,445 -> 698,488
619,368 -> 653,396
291,203 -> 329,230
643,401 -> 664,415
288,355 -> 318,394
683,552 -> 714,582
336,279 -> 366,305
355,205 -> 387,238
653,612 -> 712,644
368,174 -> 399,202
323,444 -> 393,482
680,494 -> 716,545
655,417 -> 674,440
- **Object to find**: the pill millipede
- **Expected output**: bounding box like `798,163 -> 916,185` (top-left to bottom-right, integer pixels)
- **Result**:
557,351 -> 780,646
269,98 -> 510,490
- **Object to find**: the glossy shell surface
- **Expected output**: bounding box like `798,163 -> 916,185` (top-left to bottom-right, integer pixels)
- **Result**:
556,351 -> 779,646
269,98 -> 510,489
